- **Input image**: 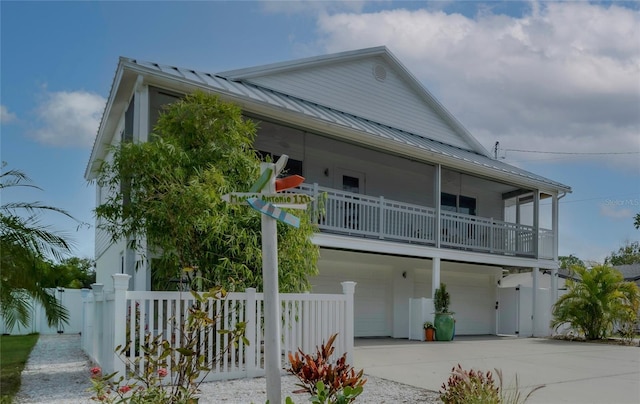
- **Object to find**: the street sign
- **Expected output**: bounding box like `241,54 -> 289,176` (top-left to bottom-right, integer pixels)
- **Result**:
246,198 -> 300,228
275,175 -> 305,192
221,192 -> 311,208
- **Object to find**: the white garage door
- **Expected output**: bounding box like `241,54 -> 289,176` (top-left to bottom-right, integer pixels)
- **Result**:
311,265 -> 392,337
444,273 -> 496,335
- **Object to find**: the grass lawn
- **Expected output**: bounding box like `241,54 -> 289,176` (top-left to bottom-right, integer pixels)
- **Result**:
0,334 -> 39,403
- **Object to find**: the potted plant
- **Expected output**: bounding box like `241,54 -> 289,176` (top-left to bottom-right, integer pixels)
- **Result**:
423,321 -> 436,341
433,282 -> 455,341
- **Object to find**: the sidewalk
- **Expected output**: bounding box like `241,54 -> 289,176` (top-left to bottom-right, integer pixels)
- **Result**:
15,334 -> 93,403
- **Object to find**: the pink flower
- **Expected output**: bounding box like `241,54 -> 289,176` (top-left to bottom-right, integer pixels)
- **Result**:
157,367 -> 168,378
118,385 -> 132,393
90,366 -> 102,378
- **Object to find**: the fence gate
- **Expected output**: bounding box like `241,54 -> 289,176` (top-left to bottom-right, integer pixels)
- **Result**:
497,286 -> 519,336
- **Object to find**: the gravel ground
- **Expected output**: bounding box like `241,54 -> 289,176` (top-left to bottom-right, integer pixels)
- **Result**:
15,334 -> 440,403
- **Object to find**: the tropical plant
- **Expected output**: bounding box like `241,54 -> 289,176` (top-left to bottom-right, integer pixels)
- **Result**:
0,163 -> 79,331
286,333 -> 366,403
434,283 -> 451,314
440,364 -> 543,404
423,321 -> 436,329
89,287 -> 246,403
551,264 -> 640,340
94,92 -> 319,292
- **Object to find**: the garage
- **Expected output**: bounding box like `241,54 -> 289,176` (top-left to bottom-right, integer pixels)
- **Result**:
441,267 -> 498,335
311,251 -> 393,337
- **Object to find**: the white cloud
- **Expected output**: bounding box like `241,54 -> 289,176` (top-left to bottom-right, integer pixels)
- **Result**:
32,90 -> 106,148
0,105 -> 17,124
310,2 -> 640,171
599,203 -> 634,220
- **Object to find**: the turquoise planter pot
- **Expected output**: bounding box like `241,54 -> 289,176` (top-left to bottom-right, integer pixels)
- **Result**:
434,313 -> 455,341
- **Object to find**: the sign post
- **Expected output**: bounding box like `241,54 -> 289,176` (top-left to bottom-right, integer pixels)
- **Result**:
223,155 -> 309,404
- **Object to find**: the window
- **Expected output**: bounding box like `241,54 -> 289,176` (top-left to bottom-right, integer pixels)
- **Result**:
441,193 -> 476,216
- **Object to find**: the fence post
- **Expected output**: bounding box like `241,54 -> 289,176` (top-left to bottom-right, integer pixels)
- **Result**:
340,281 -> 357,366
245,288 -> 257,378
91,283 -> 104,367
112,274 -> 131,378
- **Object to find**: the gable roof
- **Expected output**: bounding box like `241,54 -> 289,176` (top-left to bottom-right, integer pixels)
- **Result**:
85,49 -> 572,194
220,46 -> 489,155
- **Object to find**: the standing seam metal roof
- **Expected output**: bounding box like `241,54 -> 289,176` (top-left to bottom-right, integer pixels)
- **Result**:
123,58 -> 571,191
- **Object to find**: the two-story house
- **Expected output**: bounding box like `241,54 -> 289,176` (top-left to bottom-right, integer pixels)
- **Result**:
85,47 -> 571,339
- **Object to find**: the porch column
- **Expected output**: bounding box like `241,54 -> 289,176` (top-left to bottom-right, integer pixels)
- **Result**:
532,267 -> 539,337
432,257 -> 441,298
133,76 -> 149,143
434,164 -> 441,248
551,266 -> 559,314
552,193 -> 559,260
533,191 -> 540,258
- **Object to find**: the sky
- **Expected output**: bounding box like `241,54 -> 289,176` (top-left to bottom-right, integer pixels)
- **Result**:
1,0 -> 639,264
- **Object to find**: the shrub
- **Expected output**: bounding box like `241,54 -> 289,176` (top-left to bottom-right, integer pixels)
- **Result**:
440,364 -> 499,404
439,364 -> 544,404
551,265 -> 640,340
89,287 -> 246,403
286,333 -> 366,403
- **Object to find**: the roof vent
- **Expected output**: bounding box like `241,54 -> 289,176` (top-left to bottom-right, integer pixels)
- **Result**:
373,64 -> 387,82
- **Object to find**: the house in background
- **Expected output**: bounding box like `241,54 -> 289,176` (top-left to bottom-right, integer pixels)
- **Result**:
85,47 -> 571,339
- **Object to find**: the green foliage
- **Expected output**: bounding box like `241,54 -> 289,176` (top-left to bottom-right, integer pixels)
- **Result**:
558,255 -> 584,270
40,257 -> 96,289
1,163 -> 77,331
434,283 -> 451,314
89,287 -> 246,403
94,92 -> 319,292
423,321 -> 436,330
440,364 -> 500,404
604,241 -> 640,266
286,333 -> 366,403
0,334 -> 39,402
551,265 -> 640,340
440,365 -> 543,404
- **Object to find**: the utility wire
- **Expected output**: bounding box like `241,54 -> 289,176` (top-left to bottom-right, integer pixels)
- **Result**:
501,148 -> 640,155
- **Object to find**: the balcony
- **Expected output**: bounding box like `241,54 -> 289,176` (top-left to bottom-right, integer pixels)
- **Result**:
297,184 -> 554,259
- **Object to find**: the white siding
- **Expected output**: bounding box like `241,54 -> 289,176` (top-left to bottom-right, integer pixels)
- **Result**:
246,56 -> 472,150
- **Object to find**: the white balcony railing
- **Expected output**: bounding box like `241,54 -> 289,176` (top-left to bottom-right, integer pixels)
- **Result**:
297,184 -> 553,259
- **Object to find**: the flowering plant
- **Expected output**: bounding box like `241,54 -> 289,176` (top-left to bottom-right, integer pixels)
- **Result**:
423,321 -> 436,330
89,287 -> 246,403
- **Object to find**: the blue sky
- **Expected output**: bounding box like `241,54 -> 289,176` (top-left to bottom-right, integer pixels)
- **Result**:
1,1 -> 638,263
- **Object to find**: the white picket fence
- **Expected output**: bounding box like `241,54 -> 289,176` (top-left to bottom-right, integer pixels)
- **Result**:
82,274 -> 356,382
1,288 -> 88,335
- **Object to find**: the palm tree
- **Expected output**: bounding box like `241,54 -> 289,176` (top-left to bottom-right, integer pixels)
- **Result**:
1,163 -> 78,331
551,264 -> 640,340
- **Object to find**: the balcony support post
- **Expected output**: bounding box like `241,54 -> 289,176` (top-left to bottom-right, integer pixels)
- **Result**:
533,191 -> 540,258
431,257 -> 441,298
532,267 -> 539,337
434,164 -> 442,248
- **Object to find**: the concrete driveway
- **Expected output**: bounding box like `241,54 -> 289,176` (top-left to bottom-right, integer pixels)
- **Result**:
354,336 -> 640,404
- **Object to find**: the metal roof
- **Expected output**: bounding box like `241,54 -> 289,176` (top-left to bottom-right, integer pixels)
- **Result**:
112,57 -> 571,192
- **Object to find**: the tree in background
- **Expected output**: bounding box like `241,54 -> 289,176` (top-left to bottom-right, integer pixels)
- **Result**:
94,92 -> 319,292
551,264 -> 640,340
0,164 -> 77,331
604,241 -> 640,266
40,257 -> 96,289
558,255 -> 585,270
634,213 -> 639,230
